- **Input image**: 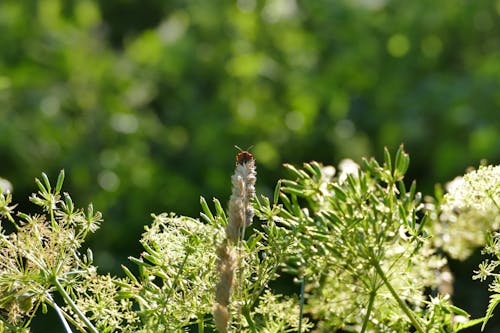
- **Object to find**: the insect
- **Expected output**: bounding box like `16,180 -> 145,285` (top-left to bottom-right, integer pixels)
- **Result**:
235,145 -> 254,165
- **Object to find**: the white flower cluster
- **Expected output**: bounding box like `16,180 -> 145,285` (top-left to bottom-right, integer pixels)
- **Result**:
437,165 -> 500,259
444,165 -> 500,213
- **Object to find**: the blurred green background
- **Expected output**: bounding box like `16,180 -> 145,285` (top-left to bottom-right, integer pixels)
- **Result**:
0,0 -> 499,331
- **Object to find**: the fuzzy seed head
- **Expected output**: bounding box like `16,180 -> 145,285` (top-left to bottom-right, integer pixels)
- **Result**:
226,159 -> 256,243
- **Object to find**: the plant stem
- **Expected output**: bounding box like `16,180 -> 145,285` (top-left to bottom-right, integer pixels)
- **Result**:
243,309 -> 257,333
160,252 -> 189,329
45,293 -> 74,333
53,277 -> 99,333
298,276 -> 305,333
488,192 -> 500,212
44,295 -> 86,332
360,291 -> 376,333
236,225 -> 247,331
198,315 -> 204,333
372,260 -> 424,333
165,252 -> 189,303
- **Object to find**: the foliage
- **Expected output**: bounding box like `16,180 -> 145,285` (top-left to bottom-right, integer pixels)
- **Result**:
1,0 -> 500,270
3,148 -> 500,332
0,170 -> 133,333
1,1 -> 499,331
123,213 -> 222,331
0,170 -> 309,332
271,146 -> 471,332
447,165 -> 500,331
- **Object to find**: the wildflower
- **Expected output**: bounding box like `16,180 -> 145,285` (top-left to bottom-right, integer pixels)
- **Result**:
214,241 -> 235,333
227,147 -> 256,243
436,165 -> 500,259
214,147 -> 257,332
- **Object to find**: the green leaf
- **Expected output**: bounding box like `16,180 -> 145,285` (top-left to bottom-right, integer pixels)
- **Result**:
279,192 -> 293,212
273,180 -> 281,205
283,163 -> 303,179
398,203 -> 410,228
63,192 -> 74,213
448,304 -> 470,317
345,174 -> 358,194
41,172 -> 52,193
199,196 -> 214,221
318,210 -> 344,225
409,180 -> 417,200
55,169 -> 65,193
213,198 -> 227,221
304,161 -> 323,180
282,186 -> 305,197
332,184 -> 347,201
434,183 -> 444,201
383,146 -> 392,172
128,256 -> 150,268
86,248 -> 93,264
34,177 -> 47,194
310,161 -> 323,178
482,294 -> 500,331
142,253 -> 160,265
455,317 -> 485,331
359,172 -> 368,194
398,180 -> 407,196
284,163 -> 309,179
303,162 -> 316,177
17,212 -> 30,220
290,194 -> 302,217
362,157 -> 380,175
394,144 -> 409,180
281,179 -> 302,189
141,241 -> 160,257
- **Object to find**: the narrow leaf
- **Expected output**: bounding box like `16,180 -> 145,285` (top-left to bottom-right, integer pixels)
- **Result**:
199,196 -> 214,221
55,169 -> 65,193
273,180 -> 281,205
383,146 -> 392,172
41,172 -> 52,193
121,265 -> 139,284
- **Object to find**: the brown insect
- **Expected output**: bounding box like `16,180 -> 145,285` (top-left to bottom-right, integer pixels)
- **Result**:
235,145 -> 254,165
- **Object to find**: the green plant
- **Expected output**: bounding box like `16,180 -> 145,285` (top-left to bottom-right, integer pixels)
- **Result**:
0,148 -> 496,332
271,145 -> 483,332
446,165 -> 500,331
0,170 -> 134,333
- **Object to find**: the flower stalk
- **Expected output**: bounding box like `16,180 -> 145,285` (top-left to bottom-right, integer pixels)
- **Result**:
213,147 -> 256,332
372,259 -> 425,333
53,277 -> 99,333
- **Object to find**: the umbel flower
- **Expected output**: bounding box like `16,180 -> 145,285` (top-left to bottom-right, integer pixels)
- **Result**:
214,147 -> 256,333
433,165 -> 500,260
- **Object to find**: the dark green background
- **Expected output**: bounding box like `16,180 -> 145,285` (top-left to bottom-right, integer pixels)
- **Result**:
0,0 -> 499,331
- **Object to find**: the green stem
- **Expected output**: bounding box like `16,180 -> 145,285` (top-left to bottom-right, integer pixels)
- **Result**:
243,309 -> 257,333
372,260 -> 424,333
53,277 -> 98,333
159,252 -> 189,329
198,315 -> 204,333
49,201 -> 57,229
165,253 -> 189,303
45,293 -> 73,333
44,295 -> 86,332
236,225 -> 247,331
360,291 -> 376,333
298,276 -> 305,333
488,192 -> 500,212
0,316 -> 21,331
